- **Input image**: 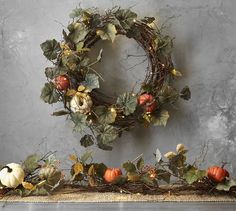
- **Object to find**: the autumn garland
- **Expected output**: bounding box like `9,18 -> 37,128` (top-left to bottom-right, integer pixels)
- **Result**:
40,7 -> 191,151
0,144 -> 236,197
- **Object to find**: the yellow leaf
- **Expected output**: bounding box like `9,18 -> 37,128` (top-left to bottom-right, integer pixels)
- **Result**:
22,182 -> 34,190
66,89 -> 77,97
88,165 -> 95,176
69,154 -> 78,162
171,69 -> 182,77
164,151 -> 176,159
77,85 -> 86,92
73,162 -> 84,175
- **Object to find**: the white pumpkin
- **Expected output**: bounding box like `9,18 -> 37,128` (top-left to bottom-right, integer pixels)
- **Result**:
70,92 -> 93,114
0,163 -> 25,188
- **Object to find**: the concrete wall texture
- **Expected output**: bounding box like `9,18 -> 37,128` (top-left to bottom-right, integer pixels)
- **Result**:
0,0 -> 236,175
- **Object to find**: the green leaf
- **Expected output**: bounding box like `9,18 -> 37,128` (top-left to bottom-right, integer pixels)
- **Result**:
158,85 -> 179,105
80,151 -> 93,164
180,86 -> 191,100
45,66 -> 68,79
69,23 -> 88,44
84,73 -> 100,91
136,157 -> 144,170
80,134 -> 94,147
117,92 -> 137,116
122,161 -> 136,173
47,171 -> 62,186
69,7 -> 84,18
96,23 -> 117,43
157,169 -> 171,183
71,113 -> 87,132
40,39 -> 61,60
115,9 -> 137,30
96,125 -> 119,150
144,110 -> 170,127
216,179 -> 236,191
112,175 -> 127,185
23,154 -> 40,173
52,110 -> 70,116
94,163 -> 107,178
183,166 -> 206,185
94,106 -> 117,124
40,82 -> 60,104
140,174 -> 155,186
169,154 -> 186,177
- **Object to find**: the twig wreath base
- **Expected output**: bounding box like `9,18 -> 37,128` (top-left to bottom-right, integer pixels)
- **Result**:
40,7 -> 191,151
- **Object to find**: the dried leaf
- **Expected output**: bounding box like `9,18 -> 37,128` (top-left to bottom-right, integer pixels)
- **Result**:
22,182 -> 34,190
73,162 -> 84,175
80,135 -> 94,148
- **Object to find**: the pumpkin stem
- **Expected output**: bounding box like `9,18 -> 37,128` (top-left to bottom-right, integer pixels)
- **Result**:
1,166 -> 13,173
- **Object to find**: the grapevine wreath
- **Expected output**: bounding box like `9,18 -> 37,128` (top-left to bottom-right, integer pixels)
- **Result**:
40,7 -> 191,150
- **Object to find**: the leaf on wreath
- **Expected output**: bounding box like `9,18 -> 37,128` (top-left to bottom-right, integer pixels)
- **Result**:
180,86 -> 191,100
171,69 -> 182,77
216,179 -> 236,191
112,175 -> 128,185
94,106 -> 117,124
84,73 -> 100,91
80,134 -> 94,147
88,165 -> 95,176
23,154 -> 40,174
183,166 -> 206,185
80,151 -> 93,164
117,92 -> 137,116
47,171 -> 62,186
69,7 -> 84,19
144,110 -> 169,127
115,9 -> 137,30
168,153 -> 186,177
88,176 -> 97,187
157,169 -> 171,183
96,125 -> 119,150
94,163 -> 107,178
140,174 -> 156,186
52,110 -> 70,116
127,172 -> 140,182
122,161 -> 136,173
40,39 -> 61,60
158,85 -> 179,105
45,66 -> 68,79
157,35 -> 173,56
141,17 -> 155,24
96,23 -> 117,43
41,82 -> 60,104
136,157 -> 144,170
155,148 -> 162,163
68,23 -> 88,44
69,154 -> 78,162
73,162 -> 84,175
70,113 -> 87,132
22,182 -> 35,190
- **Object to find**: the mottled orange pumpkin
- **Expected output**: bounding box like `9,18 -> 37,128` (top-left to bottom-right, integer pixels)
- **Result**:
207,166 -> 229,183
103,168 -> 122,183
55,75 -> 70,90
138,93 -> 157,113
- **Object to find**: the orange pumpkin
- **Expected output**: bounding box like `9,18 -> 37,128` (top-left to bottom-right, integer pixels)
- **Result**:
207,166 -> 229,183
55,75 -> 70,90
103,168 -> 122,183
138,93 -> 157,113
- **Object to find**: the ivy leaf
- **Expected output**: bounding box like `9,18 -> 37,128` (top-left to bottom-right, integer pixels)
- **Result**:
115,9 -> 137,30
94,106 -> 117,124
169,154 -> 186,177
45,66 -> 68,79
40,39 -> 61,60
71,113 -> 87,132
140,174 -> 155,186
80,134 -> 94,147
80,151 -> 93,163
84,73 -> 100,91
158,85 -> 179,105
117,92 -> 137,116
96,23 -> 117,43
216,179 -> 236,191
180,86 -> 191,100
136,157 -> 144,170
183,166 -> 206,185
155,148 -> 162,163
122,161 -> 136,173
69,7 -> 84,18
145,110 -> 169,127
47,171 -> 62,185
40,82 -> 60,104
96,125 -> 119,150
23,154 -> 40,173
157,169 -> 171,183
112,175 -> 128,185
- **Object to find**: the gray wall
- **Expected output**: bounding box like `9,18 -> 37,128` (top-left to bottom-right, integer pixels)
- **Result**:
0,0 -> 236,175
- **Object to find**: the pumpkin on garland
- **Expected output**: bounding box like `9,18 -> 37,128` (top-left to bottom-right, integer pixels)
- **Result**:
40,7 -> 191,150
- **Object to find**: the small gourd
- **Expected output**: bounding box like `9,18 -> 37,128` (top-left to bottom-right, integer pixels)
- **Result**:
0,163 -> 25,188
207,166 -> 229,183
103,168 -> 122,183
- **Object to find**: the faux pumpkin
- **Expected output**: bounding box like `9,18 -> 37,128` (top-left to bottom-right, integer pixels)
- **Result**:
207,166 -> 229,183
138,93 -> 158,113
103,168 -> 122,183
0,163 -> 25,188
55,75 -> 70,90
70,92 -> 93,114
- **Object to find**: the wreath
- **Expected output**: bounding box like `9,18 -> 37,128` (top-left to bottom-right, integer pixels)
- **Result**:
40,7 -> 191,150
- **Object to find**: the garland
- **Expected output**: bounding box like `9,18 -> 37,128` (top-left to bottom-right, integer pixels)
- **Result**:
0,144 -> 235,197
40,7 -> 191,151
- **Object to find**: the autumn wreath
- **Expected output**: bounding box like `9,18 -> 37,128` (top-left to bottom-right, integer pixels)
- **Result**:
40,7 -> 191,150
